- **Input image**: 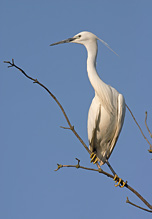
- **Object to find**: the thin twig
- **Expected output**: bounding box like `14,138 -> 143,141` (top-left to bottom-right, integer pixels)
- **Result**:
126,185 -> 152,211
145,112 -> 152,152
60,126 -> 74,130
4,59 -> 152,212
126,197 -> 152,213
145,112 -> 152,138
55,158 -> 113,178
125,104 -> 152,151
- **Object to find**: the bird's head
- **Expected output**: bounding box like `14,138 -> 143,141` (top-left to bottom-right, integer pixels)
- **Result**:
71,31 -> 98,45
50,31 -> 118,56
50,31 -> 96,46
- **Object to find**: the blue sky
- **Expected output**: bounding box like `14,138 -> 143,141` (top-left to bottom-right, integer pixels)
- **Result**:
1,0 -> 152,218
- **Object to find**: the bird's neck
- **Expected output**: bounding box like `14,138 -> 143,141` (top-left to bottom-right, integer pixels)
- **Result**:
86,41 -> 103,93
86,41 -> 117,114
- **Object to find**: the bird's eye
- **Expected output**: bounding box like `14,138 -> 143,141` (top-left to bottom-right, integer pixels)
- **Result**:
78,35 -> 81,38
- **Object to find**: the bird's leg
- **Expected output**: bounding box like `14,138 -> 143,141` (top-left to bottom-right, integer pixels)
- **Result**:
106,160 -> 126,188
106,160 -> 117,176
90,152 -> 98,164
90,128 -> 98,164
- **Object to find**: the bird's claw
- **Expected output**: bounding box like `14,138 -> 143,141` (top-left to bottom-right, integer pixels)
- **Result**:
113,174 -> 126,188
120,181 -> 126,188
90,152 -> 98,164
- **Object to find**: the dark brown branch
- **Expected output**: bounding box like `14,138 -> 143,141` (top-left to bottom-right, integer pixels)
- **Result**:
4,59 -> 152,212
125,104 -> 152,152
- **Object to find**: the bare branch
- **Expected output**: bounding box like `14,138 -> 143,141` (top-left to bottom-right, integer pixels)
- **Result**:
145,112 -> 152,153
4,59 -> 91,151
54,163 -> 63,171
55,159 -> 152,212
4,59 -> 152,212
145,112 -> 152,138
126,184 -> 152,211
126,197 -> 152,213
126,104 -> 152,152
60,126 -> 74,130
54,158 -> 114,178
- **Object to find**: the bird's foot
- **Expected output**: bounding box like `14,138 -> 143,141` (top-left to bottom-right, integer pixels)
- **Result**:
90,152 -> 98,164
113,174 -> 126,188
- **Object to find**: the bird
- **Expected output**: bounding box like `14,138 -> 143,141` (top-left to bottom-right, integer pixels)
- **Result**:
50,31 -> 126,187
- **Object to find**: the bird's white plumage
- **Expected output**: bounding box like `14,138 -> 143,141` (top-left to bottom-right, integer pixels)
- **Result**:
88,92 -> 125,165
50,31 -> 126,166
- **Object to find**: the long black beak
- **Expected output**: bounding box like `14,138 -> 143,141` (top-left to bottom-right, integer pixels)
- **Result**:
50,37 -> 76,46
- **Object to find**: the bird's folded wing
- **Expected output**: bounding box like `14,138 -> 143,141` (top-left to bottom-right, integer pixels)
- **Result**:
107,94 -> 126,159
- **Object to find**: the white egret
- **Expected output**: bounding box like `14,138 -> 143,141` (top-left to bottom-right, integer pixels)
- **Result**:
50,31 -> 126,187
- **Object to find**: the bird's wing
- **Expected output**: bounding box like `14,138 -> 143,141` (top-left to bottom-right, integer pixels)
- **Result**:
96,82 -> 118,116
88,97 -> 101,153
106,94 -> 126,159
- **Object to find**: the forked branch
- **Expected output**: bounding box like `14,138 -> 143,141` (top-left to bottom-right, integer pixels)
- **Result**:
4,59 -> 152,212
145,112 -> 152,153
126,197 -> 152,213
125,104 -> 152,152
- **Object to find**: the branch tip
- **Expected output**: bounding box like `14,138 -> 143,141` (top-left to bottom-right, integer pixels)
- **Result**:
126,196 -> 152,213
54,163 -> 63,171
75,158 -> 80,163
60,126 -> 70,129
60,125 -> 74,130
126,104 -> 152,150
4,60 -> 14,68
126,197 -> 129,203
75,158 -> 80,168
145,111 -> 152,139
8,65 -> 13,68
